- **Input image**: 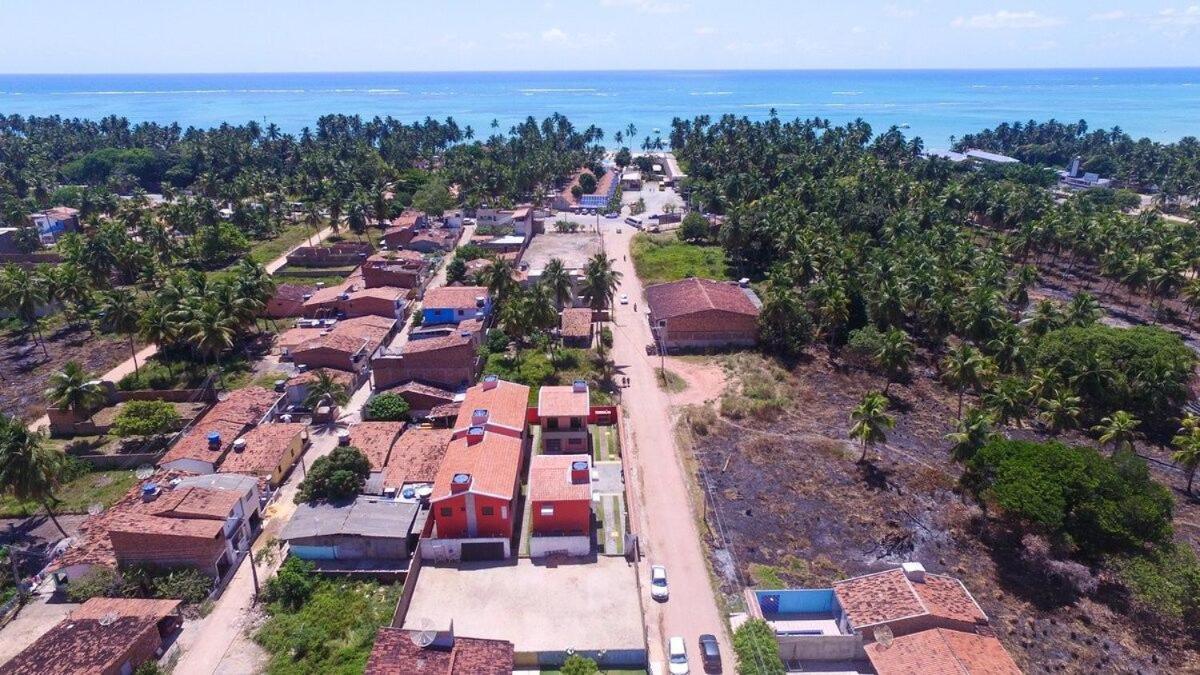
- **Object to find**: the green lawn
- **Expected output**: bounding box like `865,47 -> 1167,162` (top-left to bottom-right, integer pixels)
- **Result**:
631,233 -> 728,286
655,368 -> 687,393
248,222 -> 325,265
0,469 -> 137,517
590,424 -> 621,462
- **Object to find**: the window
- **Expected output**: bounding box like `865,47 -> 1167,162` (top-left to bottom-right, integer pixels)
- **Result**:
439,507 -> 452,517
547,418 -> 559,430
481,506 -> 495,516
569,417 -> 582,430
539,505 -> 555,517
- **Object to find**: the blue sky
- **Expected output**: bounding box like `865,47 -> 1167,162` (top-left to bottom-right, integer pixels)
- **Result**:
3,1 -> 1199,72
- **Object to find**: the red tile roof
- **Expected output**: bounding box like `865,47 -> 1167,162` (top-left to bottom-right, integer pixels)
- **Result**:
159,418 -> 249,467
834,568 -> 987,631
537,384 -> 589,418
431,431 -> 523,501
864,628 -> 1022,675
453,378 -> 530,433
217,423 -> 306,477
287,368 -> 354,389
272,283 -> 315,303
212,387 -> 282,426
365,628 -> 514,675
645,278 -> 759,321
296,316 -> 396,357
368,250 -> 425,264
346,421 -> 405,469
402,332 -> 475,355
278,326 -> 327,351
383,427 -> 452,490
528,454 -> 591,502
423,286 -> 489,311
560,308 -> 593,338
3,598 -> 181,675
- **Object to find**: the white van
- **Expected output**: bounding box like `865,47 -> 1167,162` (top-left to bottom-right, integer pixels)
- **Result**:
625,216 -> 643,228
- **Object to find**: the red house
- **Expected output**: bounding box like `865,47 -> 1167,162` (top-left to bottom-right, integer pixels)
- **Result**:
528,454 -> 592,557
423,376 -> 530,561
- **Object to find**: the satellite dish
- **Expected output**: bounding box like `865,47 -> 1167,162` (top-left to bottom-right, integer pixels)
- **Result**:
409,617 -> 437,647
135,465 -> 154,480
98,611 -> 119,627
87,503 -> 104,516
875,624 -> 894,648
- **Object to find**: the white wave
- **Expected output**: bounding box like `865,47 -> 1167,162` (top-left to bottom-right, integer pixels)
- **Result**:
235,89 -> 307,93
517,87 -> 598,93
55,89 -> 232,95
831,90 -> 863,96
689,91 -> 733,96
366,88 -> 409,94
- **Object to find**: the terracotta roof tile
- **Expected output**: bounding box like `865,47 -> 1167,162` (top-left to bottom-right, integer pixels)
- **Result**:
296,316 -> 395,356
560,308 -> 592,338
864,628 -> 1022,675
431,432 -> 522,501
365,628 -> 514,675
453,378 -> 530,433
645,277 -> 759,320
2,614 -> 166,675
217,423 -> 306,477
528,454 -> 591,502
278,326 -> 327,350
423,286 -> 489,311
537,385 -> 589,418
287,368 -> 354,388
834,568 -> 988,631
211,387 -> 281,426
160,418 -> 249,467
71,597 -> 181,620
383,427 -> 452,489
346,422 -> 405,469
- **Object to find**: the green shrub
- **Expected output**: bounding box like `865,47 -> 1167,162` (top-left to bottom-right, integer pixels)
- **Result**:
733,618 -> 786,675
117,361 -> 177,391
964,439 -> 1174,556
561,653 -> 599,675
265,557 -> 317,610
363,393 -> 410,421
485,329 -> 510,353
1111,545 -> 1200,623
66,567 -> 121,602
296,447 -> 371,503
1034,325 -> 1194,436
843,326 -> 885,370
578,171 -> 598,194
599,326 -> 614,349
121,565 -> 211,604
112,400 -> 181,437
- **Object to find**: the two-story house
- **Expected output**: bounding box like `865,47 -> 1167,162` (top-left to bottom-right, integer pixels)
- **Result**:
537,380 -> 590,454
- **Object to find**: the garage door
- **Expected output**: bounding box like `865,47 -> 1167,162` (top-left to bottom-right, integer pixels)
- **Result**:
461,542 -> 506,561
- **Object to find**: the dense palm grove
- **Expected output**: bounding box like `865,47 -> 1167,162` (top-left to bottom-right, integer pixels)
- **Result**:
671,114 -> 1200,648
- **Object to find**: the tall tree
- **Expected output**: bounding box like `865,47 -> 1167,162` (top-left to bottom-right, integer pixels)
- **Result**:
848,391 -> 894,463
0,414 -> 69,537
96,289 -> 143,376
45,361 -> 105,418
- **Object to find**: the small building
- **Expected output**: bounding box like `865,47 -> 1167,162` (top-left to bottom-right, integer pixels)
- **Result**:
528,454 -> 592,557
382,210 -> 428,249
1059,155 -> 1113,190
365,627 -> 514,675
552,168 -> 619,212
963,148 -> 1020,165
158,387 -> 282,474
621,170 -> 643,190
285,241 -> 372,267
265,283 -> 317,319
537,380 -> 590,454
559,308 -> 594,347
285,368 -> 355,408
372,328 -> 482,391
362,251 -> 429,290
864,627 -> 1022,675
2,598 -> 183,675
520,232 -> 603,307
290,315 -> 398,374
217,423 -> 310,488
645,277 -> 761,351
380,426 -> 452,497
388,381 -> 460,418
405,228 -> 458,253
28,206 -> 80,245
421,286 -> 492,326
281,497 -> 423,571
302,277 -> 408,322
342,421 -> 405,471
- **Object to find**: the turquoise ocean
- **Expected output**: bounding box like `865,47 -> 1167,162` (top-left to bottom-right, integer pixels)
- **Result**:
1,69 -> 1197,147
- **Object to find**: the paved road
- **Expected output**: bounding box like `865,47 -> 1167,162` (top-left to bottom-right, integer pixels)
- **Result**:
596,192 -> 734,672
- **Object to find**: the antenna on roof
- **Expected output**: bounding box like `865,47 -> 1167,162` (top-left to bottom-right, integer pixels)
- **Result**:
98,611 -> 119,627
135,465 -> 154,480
875,624 -> 894,649
410,617 -> 437,647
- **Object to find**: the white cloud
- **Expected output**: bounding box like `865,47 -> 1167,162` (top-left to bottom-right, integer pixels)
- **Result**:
694,26 -> 717,36
883,4 -> 917,19
541,27 -> 568,43
951,10 -> 1065,29
1151,4 -> 1200,26
1088,10 -> 1129,21
600,0 -> 689,15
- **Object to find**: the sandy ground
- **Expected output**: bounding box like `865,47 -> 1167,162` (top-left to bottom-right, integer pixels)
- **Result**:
663,356 -> 728,408
597,186 -> 734,673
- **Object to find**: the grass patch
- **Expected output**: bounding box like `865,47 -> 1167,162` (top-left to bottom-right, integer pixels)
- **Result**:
631,233 -> 728,286
250,370 -> 291,390
541,670 -> 648,675
272,273 -> 354,288
655,368 -> 687,393
748,555 -> 845,589
255,577 -> 400,675
0,468 -> 137,517
717,353 -> 791,422
248,222 -> 326,265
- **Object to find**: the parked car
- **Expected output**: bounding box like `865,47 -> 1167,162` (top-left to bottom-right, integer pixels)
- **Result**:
668,636 -> 690,675
650,565 -> 669,601
620,294 -> 629,305
605,212 -> 620,219
698,634 -> 721,671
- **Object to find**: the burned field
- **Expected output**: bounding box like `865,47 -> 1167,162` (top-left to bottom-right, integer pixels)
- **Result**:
685,351 -> 1200,675
0,323 -> 128,423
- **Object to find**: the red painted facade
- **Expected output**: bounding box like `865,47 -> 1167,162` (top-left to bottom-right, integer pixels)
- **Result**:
432,491 -> 516,539
531,497 -> 591,536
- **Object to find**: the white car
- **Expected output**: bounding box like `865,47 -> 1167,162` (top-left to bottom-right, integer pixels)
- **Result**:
619,294 -> 630,305
668,636 -> 690,675
650,564 -> 669,601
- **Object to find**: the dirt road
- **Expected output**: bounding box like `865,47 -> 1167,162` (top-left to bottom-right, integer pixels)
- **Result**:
602,223 -> 734,672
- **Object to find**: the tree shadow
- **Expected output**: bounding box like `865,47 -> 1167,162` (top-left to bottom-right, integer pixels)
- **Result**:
856,459 -> 893,491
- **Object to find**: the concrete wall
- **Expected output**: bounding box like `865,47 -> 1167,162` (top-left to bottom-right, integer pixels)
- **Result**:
776,634 -> 866,662
418,537 -> 511,561
529,535 -> 591,558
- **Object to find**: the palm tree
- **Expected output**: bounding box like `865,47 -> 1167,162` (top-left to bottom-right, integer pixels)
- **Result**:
946,407 -> 995,462
983,377 -> 1030,428
0,414 -> 69,537
97,289 -> 143,376
45,361 -> 105,419
541,258 -> 574,309
1170,415 -> 1200,494
1064,292 -> 1102,327
138,304 -> 179,357
186,301 -> 237,368
941,344 -> 996,419
848,391 -> 894,463
482,258 -> 518,303
304,371 -> 350,409
0,264 -> 50,357
580,253 -> 622,313
876,329 -> 914,395
1093,410 -> 1141,455
1037,390 -> 1082,435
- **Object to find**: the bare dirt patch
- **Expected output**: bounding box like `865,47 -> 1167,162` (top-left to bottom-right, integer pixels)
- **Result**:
683,348 -> 1200,675
0,324 -> 129,423
663,355 -> 727,407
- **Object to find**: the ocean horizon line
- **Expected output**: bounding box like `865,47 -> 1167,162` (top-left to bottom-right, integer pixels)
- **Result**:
3,66 -> 1200,77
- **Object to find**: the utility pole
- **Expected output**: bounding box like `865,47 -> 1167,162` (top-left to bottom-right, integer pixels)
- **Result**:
246,548 -> 260,603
